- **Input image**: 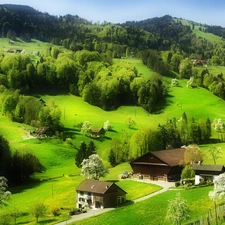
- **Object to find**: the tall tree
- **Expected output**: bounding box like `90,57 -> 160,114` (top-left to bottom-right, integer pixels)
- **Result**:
183,144 -> 203,165
75,141 -> 96,168
207,146 -> 222,165
81,154 -> 108,180
75,141 -> 87,168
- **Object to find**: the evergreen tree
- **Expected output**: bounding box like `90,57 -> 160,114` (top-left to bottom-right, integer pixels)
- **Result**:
108,149 -> 117,167
87,141 -> 96,156
75,141 -> 97,168
75,141 -> 87,168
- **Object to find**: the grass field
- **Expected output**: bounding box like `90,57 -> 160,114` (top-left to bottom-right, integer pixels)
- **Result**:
0,38 -> 52,54
72,186 -> 214,225
1,56 -> 225,224
173,18 -> 225,44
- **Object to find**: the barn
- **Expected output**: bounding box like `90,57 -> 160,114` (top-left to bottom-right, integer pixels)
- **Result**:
130,148 -> 185,182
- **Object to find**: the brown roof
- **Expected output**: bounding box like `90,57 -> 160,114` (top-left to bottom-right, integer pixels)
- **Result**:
151,148 -> 185,166
131,148 -> 185,167
36,126 -> 50,134
76,179 -> 114,194
192,164 -> 225,172
91,127 -> 105,133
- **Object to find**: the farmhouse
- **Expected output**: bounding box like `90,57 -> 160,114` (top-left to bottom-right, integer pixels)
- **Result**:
130,148 -> 185,182
36,127 -> 53,137
90,127 -> 106,138
76,179 -> 127,209
192,164 -> 225,185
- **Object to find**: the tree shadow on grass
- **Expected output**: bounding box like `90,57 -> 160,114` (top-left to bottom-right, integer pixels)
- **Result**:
90,136 -> 112,142
64,127 -> 81,136
107,129 -> 118,133
9,178 -> 62,195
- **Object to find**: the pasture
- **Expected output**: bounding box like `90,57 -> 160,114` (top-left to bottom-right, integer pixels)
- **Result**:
73,186 -> 214,225
0,38 -> 52,54
173,18 -> 225,44
1,57 -> 225,224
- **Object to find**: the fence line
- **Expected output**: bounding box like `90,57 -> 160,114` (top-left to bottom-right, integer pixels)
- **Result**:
185,202 -> 225,225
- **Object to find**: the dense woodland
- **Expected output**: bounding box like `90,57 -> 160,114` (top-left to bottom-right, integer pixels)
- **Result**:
0,4 -> 225,185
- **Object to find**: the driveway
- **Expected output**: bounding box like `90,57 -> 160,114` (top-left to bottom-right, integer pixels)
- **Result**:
54,179 -> 175,225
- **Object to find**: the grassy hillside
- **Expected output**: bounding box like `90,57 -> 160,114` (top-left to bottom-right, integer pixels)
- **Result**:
174,18 -> 225,44
0,37 -> 52,54
73,186 -> 214,225
1,58 -> 225,224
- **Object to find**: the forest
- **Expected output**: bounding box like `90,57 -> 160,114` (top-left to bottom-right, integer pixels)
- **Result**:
0,4 -> 225,185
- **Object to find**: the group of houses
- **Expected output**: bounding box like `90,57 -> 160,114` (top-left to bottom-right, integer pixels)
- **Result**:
75,148 -> 225,209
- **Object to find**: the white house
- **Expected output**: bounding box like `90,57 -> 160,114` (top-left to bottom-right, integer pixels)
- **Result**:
192,164 -> 225,185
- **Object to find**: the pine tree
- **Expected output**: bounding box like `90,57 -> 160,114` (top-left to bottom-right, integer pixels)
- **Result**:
108,149 -> 117,167
75,141 -> 87,168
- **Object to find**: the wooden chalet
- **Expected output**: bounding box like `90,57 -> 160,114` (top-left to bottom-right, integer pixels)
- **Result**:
90,127 -> 106,138
192,164 -> 225,184
130,148 -> 185,182
36,127 -> 53,137
76,179 -> 127,209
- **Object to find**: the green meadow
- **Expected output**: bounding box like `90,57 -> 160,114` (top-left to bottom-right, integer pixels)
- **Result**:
174,18 -> 225,44
73,186 -> 214,225
0,38 -> 52,54
1,54 -> 225,224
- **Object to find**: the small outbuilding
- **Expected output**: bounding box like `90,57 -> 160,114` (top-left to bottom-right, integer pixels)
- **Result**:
76,179 -> 127,209
130,148 -> 185,181
192,164 -> 225,185
36,127 -> 53,137
90,127 -> 106,138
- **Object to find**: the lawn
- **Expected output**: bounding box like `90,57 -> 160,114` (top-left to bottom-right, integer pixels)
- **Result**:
72,186 -> 214,225
1,172 -> 163,225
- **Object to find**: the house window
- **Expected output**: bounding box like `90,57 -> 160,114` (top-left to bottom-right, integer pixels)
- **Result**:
79,197 -> 84,202
117,196 -> 121,204
80,191 -> 84,195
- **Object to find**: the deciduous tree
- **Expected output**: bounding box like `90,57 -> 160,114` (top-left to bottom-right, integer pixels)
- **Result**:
208,146 -> 222,165
81,154 -> 108,180
183,144 -> 203,165
81,121 -> 92,135
166,193 -> 190,225
0,177 -> 11,205
30,201 -> 46,223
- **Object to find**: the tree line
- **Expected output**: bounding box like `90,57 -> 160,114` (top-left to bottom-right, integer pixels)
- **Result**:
2,5 -> 225,61
108,113 -> 211,166
1,89 -> 62,132
0,49 -> 167,112
0,135 -> 44,185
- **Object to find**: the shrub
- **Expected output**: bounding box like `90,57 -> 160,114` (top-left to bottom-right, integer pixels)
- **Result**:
50,205 -> 60,216
175,181 -> 180,187
0,214 -> 11,225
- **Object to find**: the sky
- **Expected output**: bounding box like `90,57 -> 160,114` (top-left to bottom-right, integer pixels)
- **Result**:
1,0 -> 225,27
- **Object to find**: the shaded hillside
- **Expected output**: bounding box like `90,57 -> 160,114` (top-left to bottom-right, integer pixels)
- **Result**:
1,4 -> 225,58
0,4 -> 91,42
